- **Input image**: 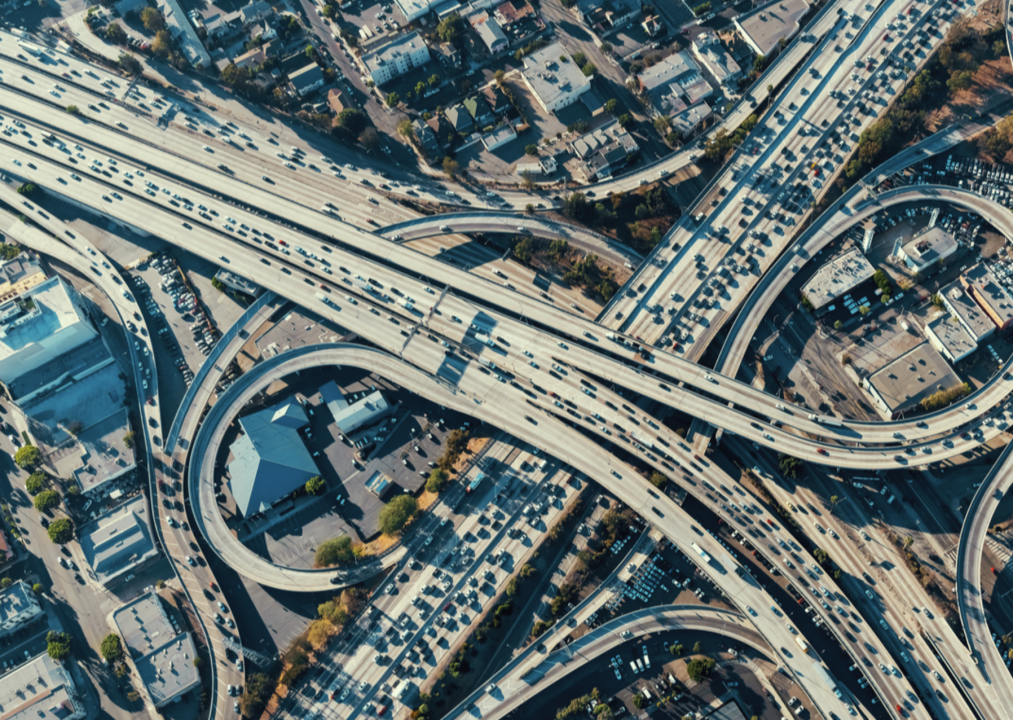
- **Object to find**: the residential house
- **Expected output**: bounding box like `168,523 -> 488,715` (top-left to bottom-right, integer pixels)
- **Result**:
240,0 -> 273,24
481,84 -> 511,116
327,88 -> 346,114
463,95 -> 495,127
642,14 -> 664,37
412,118 -> 440,154
434,42 -> 462,68
248,20 -> 276,41
234,46 -> 266,71
290,63 -> 326,97
494,0 -> 535,27
475,18 -> 508,53
575,0 -> 641,34
446,104 -> 475,134
670,101 -> 712,136
426,115 -> 456,148
570,121 -> 639,182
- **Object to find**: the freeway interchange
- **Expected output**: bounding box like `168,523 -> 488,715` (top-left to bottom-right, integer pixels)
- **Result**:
4,0 -> 1013,717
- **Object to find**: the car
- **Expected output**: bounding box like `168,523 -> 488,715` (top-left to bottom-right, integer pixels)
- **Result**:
185,555 -> 195,566
816,448 -> 828,455
218,601 -> 227,613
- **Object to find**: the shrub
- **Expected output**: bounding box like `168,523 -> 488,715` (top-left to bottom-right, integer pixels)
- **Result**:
379,495 -> 417,535
315,536 -> 354,566
122,431 -> 135,450
305,476 -> 326,495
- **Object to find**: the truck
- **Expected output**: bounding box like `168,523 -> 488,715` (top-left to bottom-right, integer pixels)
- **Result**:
691,542 -> 711,563
641,687 -> 652,701
635,658 -> 645,674
630,660 -> 639,674
887,494 -> 896,504
474,332 -> 495,348
820,416 -> 844,427
795,636 -> 809,654
467,472 -> 485,493
316,292 -> 329,304
643,648 -> 651,669
811,662 -> 842,699
631,431 -> 654,450
355,279 -> 373,293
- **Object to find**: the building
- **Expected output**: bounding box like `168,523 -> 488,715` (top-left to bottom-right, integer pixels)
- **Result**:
240,0 -> 272,24
0,276 -> 98,390
896,226 -> 958,275
475,18 -> 508,53
0,580 -> 42,637
925,314 -> 976,364
636,52 -> 712,118
365,470 -> 393,496
362,32 -> 431,85
290,63 -> 326,97
864,342 -> 963,419
320,382 -> 394,434
481,84 -> 512,115
214,269 -> 262,297
495,0 -> 536,26
157,0 -> 212,68
80,495 -> 159,586
0,251 -> 46,303
0,654 -> 86,720
581,89 -> 605,116
642,14 -> 664,37
248,20 -> 276,41
801,247 -> 876,315
734,0 -> 810,56
574,0 -> 641,35
482,123 -> 517,151
395,0 -> 434,21
426,115 -> 456,149
691,31 -> 742,88
433,42 -> 462,68
463,95 -> 495,127
227,401 -> 317,517
234,46 -> 266,71
570,121 -> 639,182
940,280 -> 995,343
446,104 -> 475,134
327,88 -> 346,115
520,42 -> 591,113
960,263 -> 1013,331
112,591 -> 201,707
412,118 -> 440,154
516,156 -> 557,176
671,101 -> 713,136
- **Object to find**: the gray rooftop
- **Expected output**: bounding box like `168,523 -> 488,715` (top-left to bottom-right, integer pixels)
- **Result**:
79,494 -> 158,585
802,247 -> 876,311
638,51 -> 700,93
961,263 -> 1013,328
227,401 -> 317,517
692,31 -> 742,83
112,591 -> 201,707
0,580 -> 40,627
734,0 -> 811,56
0,653 -> 86,720
362,31 -> 429,74
0,250 -> 43,286
926,314 -> 976,362
329,389 -> 392,433
941,280 -> 995,341
899,226 -> 958,272
214,269 -> 262,297
868,341 -> 962,415
521,42 -> 590,108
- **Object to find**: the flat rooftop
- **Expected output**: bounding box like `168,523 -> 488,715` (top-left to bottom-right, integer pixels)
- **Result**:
899,226 -> 958,272
940,280 -> 994,341
962,263 -> 1013,328
868,341 -> 963,416
79,494 -> 158,585
362,31 -> 428,75
0,580 -> 38,626
926,314 -> 976,361
802,247 -> 876,311
734,0 -> 810,56
0,653 -> 85,720
521,41 -> 590,109
112,591 -> 200,707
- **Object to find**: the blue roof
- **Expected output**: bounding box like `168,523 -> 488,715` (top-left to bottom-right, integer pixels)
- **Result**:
227,402 -> 317,517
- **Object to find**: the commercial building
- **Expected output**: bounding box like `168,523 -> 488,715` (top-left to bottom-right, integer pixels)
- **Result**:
475,18 -> 508,53
112,591 -> 201,707
636,52 -> 714,120
395,0 -> 435,21
0,580 -> 42,637
227,401 -> 317,517
520,42 -> 591,113
924,314 -> 976,364
801,247 -> 876,315
0,251 -> 46,303
156,0 -> 212,69
79,495 -> 159,587
482,124 -> 517,151
939,280 -> 995,343
896,226 -> 958,275
570,121 -> 639,182
734,0 -> 810,56
0,276 -> 97,390
0,654 -> 86,720
864,342 -> 963,419
362,32 -> 431,85
960,263 -> 1013,331
670,101 -> 713,136
691,31 -> 742,88
319,382 -> 394,434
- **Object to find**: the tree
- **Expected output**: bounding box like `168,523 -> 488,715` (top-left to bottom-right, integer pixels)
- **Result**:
32,583 -> 42,594
429,73 -> 441,87
100,633 -> 124,663
692,641 -> 702,653
34,490 -> 60,513
581,62 -> 597,77
305,43 -> 316,59
336,108 -> 367,135
118,54 -> 140,75
106,22 -> 126,43
26,472 -> 48,496
46,631 -> 71,660
141,7 -> 164,32
426,467 -> 450,493
65,104 -> 80,114
604,98 -> 619,115
632,693 -> 646,709
521,171 -> 535,190
562,192 -> 588,220
240,673 -> 275,717
778,454 -> 802,480
753,54 -> 766,74
442,156 -> 459,177
834,320 -> 843,330
123,431 -> 135,450
47,518 -> 74,545
359,127 -> 379,150
385,91 -> 400,107
525,203 -> 535,214
0,577 -> 11,589
305,476 -> 326,495
525,144 -> 538,155
315,536 -> 354,566
599,42 -> 612,55
829,495 -> 842,515
152,30 -> 172,58
437,13 -> 463,43
379,495 -> 417,535
686,657 -> 715,682
513,236 -> 533,263
14,445 -> 41,470
649,472 -> 668,489
398,118 -> 415,140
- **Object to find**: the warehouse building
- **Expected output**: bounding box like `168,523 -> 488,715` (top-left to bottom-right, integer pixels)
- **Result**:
939,280 -> 995,343
79,495 -> 159,587
319,381 -> 394,435
863,342 -> 963,419
227,401 -> 317,517
960,263 -> 1013,331
0,654 -> 86,720
924,314 -> 976,364
801,248 -> 876,316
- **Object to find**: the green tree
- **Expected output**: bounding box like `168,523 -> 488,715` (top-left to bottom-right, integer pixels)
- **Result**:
834,320 -> 843,330
118,53 -> 140,75
429,73 -> 441,86
14,445 -> 41,470
686,657 -> 715,682
525,144 -> 538,155
100,633 -> 124,663
152,29 -> 172,58
581,63 -> 597,76
239,673 -> 275,717
46,631 -> 72,660
599,42 -> 612,55
336,108 -> 367,135
385,91 -> 400,107
47,518 -> 74,545
32,583 -> 42,593
25,472 -> 48,496
0,577 -> 11,589
33,490 -> 60,513
947,69 -> 973,92
305,476 -> 326,495
442,156 -> 459,177
649,472 -> 668,489
514,236 -> 533,263
437,13 -> 463,43
632,692 -> 646,709
604,98 -> 619,115
426,467 -> 450,493
315,536 -> 354,566
105,22 -> 126,43
140,7 -> 164,32
521,171 -> 535,190
692,641 -> 702,653
778,454 -> 802,479
65,105 -> 80,114
122,431 -> 135,450
379,495 -> 417,535
398,118 -> 415,140
562,192 -> 588,220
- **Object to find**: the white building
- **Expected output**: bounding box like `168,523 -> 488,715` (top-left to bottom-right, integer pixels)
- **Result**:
925,314 -> 976,364
691,31 -> 742,88
0,276 -> 97,389
362,32 -> 431,86
395,0 -> 434,21
0,580 -> 42,636
896,226 -> 958,275
0,654 -> 86,720
319,382 -> 394,434
520,42 -> 591,113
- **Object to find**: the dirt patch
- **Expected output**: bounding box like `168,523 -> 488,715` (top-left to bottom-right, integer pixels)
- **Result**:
924,58 -> 1013,132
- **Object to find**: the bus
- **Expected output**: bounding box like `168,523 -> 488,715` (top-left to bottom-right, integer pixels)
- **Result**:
795,636 -> 809,654
691,542 -> 712,563
466,472 -> 485,493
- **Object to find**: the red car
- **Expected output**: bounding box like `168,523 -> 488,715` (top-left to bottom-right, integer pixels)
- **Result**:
817,448 -> 828,456
278,239 -> 287,246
